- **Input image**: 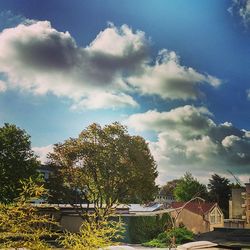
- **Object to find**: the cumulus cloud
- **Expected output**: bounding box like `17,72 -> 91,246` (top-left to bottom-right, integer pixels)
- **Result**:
229,0 -> 250,27
0,21 -> 147,109
0,10 -> 30,30
126,105 -> 250,183
33,144 -> 53,163
0,20 -> 220,109
128,50 -> 221,100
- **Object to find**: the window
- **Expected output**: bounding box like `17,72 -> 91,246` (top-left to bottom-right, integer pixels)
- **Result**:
210,210 -> 216,224
210,208 -> 222,224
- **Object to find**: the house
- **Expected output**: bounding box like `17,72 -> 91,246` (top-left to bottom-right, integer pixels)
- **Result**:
170,200 -> 224,234
226,179 -> 250,228
155,189 -> 175,204
37,164 -> 53,181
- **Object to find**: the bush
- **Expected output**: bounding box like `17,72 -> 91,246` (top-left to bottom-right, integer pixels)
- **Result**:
124,213 -> 171,243
142,227 -> 193,248
142,238 -> 167,248
0,179 -> 58,250
59,214 -> 125,250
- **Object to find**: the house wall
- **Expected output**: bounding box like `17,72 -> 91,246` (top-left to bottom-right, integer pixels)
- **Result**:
244,183 -> 250,228
60,215 -> 83,232
171,206 -> 224,234
208,207 -> 224,231
172,209 -> 209,234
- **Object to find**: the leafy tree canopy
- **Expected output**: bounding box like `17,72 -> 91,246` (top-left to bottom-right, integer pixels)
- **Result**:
174,172 -> 208,201
47,122 -> 158,217
0,123 -> 39,203
208,173 -> 231,218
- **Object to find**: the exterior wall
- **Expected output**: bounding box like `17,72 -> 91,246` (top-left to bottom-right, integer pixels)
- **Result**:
171,206 -> 223,234
155,195 -> 174,204
208,207 -> 224,231
230,188 -> 245,219
172,209 -> 209,234
60,215 -> 83,232
224,219 -> 245,228
243,183 -> 250,227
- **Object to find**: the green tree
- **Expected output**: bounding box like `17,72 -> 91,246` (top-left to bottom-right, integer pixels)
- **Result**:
0,123 -> 39,203
208,174 -> 231,218
174,172 -> 208,201
48,122 -> 158,218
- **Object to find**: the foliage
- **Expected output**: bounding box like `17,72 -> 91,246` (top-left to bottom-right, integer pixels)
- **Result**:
0,123 -> 40,203
124,213 -> 171,244
160,179 -> 180,197
208,174 -> 231,218
0,178 -> 58,249
174,172 -> 208,201
48,122 -> 158,218
142,227 -> 193,248
59,213 -> 125,250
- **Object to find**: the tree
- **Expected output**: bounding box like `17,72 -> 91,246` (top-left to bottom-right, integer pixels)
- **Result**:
160,179 -> 180,197
0,178 -> 58,249
0,123 -> 40,203
48,122 -> 158,218
208,174 -> 231,218
174,172 -> 208,201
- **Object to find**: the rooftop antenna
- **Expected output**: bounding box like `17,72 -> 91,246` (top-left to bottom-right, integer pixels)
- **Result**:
227,170 -> 243,187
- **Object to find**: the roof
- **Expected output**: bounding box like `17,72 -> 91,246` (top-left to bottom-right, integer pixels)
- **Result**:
37,164 -> 54,172
128,203 -> 164,212
33,203 -> 173,216
171,201 -> 216,215
195,227 -> 250,248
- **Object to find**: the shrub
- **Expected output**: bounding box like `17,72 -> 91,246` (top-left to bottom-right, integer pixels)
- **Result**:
125,213 -> 171,243
142,226 -> 193,248
0,178 -> 58,250
59,214 -> 125,250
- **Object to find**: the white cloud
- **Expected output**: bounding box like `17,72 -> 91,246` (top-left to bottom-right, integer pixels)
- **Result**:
126,105 -> 215,136
127,49 -> 221,100
126,106 -> 250,183
229,0 -> 250,27
0,80 -> 6,92
33,144 -> 53,163
71,92 -> 139,110
0,21 -> 146,109
0,21 -> 220,109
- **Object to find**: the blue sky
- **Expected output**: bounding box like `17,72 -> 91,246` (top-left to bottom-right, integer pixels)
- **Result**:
0,0 -> 250,184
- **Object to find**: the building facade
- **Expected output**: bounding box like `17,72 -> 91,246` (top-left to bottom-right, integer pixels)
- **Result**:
228,180 -> 250,228
171,201 -> 224,234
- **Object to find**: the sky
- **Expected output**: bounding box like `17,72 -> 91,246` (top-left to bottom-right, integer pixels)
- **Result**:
0,0 -> 250,185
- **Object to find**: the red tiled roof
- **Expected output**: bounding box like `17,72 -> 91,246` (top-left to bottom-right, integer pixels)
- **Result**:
171,201 -> 216,215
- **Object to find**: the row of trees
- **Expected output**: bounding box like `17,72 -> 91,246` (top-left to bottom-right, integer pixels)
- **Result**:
160,172 -> 232,217
0,123 -> 158,206
0,122 -> 237,219
0,122 -> 158,248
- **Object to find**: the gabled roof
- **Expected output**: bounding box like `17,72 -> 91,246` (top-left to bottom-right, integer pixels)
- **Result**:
171,201 -> 216,216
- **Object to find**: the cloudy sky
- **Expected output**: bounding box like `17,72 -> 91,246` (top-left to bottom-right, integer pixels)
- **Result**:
0,0 -> 250,184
